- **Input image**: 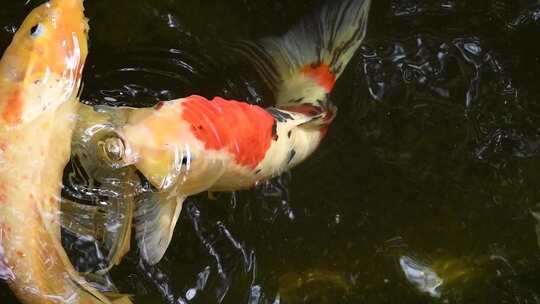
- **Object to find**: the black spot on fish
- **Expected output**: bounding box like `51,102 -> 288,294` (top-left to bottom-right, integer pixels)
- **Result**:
287,130 -> 292,138
287,149 -> 296,164
272,122 -> 279,141
155,101 -> 165,110
299,115 -> 324,127
254,169 -> 261,175
316,98 -> 334,111
288,97 -> 304,104
267,108 -> 294,123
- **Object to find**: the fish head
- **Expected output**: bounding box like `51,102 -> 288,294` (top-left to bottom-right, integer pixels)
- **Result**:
4,0 -> 89,82
0,0 -> 89,125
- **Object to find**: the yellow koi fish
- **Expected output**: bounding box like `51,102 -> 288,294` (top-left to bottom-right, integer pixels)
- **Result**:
0,1 -> 129,303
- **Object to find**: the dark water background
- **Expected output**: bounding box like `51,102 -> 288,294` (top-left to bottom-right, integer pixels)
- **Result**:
2,0 -> 540,303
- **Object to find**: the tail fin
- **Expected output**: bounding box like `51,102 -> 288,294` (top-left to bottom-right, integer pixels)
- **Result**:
236,0 -> 371,107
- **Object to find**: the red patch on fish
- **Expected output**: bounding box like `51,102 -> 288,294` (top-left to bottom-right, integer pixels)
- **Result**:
154,101 -> 165,110
2,89 -> 23,124
300,63 -> 336,92
0,184 -> 6,205
181,96 -> 275,169
319,125 -> 331,137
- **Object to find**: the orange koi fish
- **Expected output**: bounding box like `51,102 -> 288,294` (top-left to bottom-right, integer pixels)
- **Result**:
0,0 -> 129,303
75,0 -> 371,266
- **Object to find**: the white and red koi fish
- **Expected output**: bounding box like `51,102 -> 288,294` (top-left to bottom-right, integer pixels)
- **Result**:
0,0 -> 130,303
72,0 -> 371,266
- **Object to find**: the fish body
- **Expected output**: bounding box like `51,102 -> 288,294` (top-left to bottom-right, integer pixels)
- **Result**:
77,97 -> 331,265
0,1 -> 123,303
75,0 -> 371,266
117,95 -> 332,193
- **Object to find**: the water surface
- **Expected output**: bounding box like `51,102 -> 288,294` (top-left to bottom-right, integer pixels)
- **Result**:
1,0 -> 540,303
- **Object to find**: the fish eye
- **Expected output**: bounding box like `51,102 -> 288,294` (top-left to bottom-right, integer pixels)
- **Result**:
98,136 -> 126,167
30,23 -> 44,38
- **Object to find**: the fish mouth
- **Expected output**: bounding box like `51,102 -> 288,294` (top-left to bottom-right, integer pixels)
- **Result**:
20,0 -> 89,82
39,0 -> 89,79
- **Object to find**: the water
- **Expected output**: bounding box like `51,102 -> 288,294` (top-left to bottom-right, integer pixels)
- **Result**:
2,0 -> 540,303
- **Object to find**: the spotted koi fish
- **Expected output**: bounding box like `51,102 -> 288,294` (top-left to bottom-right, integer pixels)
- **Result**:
70,0 -> 371,267
0,1 -> 130,303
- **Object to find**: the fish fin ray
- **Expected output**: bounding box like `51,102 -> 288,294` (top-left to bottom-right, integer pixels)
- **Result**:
135,192 -> 185,265
234,0 -> 371,106
61,195 -> 134,274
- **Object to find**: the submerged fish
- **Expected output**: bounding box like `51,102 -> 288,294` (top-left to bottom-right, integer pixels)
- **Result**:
399,256 -> 444,297
70,0 -> 371,267
278,268 -> 352,302
0,0 -> 128,303
399,254 -> 507,298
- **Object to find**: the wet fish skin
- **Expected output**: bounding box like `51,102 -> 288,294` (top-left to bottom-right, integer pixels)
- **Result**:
0,0 -> 125,303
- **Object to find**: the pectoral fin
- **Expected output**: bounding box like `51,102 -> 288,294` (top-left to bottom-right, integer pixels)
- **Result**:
61,199 -> 104,238
135,192 -> 185,265
61,198 -> 133,274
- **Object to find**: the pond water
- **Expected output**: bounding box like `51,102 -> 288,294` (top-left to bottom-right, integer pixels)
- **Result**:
2,0 -> 540,303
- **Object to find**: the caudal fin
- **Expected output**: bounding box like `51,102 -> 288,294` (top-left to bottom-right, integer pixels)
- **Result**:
236,0 -> 371,107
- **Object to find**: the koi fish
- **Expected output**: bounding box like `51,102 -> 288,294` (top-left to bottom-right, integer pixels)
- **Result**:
0,0 -> 129,303
71,0 -> 371,266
